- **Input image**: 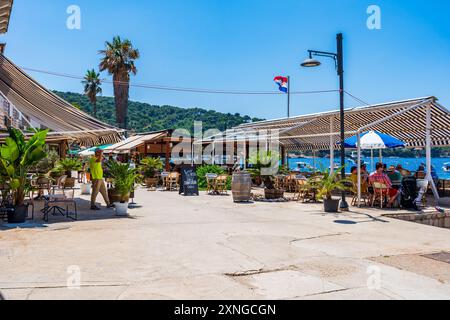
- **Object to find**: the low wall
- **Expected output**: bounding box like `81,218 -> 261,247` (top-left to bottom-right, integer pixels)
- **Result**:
385,212 -> 450,229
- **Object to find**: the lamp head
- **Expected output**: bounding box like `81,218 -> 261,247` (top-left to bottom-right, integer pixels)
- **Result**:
301,58 -> 321,68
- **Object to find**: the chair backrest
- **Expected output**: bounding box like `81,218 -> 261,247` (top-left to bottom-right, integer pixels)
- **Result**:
372,181 -> 388,189
168,172 -> 179,182
58,175 -> 68,188
216,175 -> 228,183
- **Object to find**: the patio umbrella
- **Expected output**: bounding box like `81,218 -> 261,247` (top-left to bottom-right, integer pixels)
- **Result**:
78,144 -> 113,157
342,131 -> 406,171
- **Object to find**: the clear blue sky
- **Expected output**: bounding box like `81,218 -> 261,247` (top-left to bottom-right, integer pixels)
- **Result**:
2,0 -> 450,120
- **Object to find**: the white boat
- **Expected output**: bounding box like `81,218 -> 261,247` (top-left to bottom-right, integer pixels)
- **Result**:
443,162 -> 450,172
294,162 -> 314,171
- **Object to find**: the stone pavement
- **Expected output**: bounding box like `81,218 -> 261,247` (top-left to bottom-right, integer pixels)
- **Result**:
0,188 -> 449,300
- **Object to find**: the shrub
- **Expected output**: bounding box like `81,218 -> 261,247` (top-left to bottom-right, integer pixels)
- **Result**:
196,164 -> 231,190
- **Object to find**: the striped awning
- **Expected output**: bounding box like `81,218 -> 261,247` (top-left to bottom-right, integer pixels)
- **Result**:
201,97 -> 450,151
0,0 -> 13,34
104,131 -> 168,154
0,53 -> 124,146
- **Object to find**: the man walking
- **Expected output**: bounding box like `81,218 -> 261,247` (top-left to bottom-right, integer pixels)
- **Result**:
90,149 -> 112,210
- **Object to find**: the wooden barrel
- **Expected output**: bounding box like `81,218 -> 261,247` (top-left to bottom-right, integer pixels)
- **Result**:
232,172 -> 252,202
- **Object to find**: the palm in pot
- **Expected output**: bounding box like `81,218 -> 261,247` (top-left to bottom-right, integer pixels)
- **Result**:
314,166 -> 350,212
140,157 -> 163,188
107,161 -> 139,215
0,128 -> 48,223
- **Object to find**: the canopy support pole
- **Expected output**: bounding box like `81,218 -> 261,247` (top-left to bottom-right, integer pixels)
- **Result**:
379,149 -> 383,164
330,117 -> 335,174
425,104 -> 440,203
313,150 -> 316,172
357,132 -> 362,207
371,149 -> 374,172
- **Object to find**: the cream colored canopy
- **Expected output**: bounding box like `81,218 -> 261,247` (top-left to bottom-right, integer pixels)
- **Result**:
0,53 -> 124,146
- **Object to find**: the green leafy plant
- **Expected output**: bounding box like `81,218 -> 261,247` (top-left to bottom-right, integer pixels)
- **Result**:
0,128 -> 48,206
107,161 -> 139,202
139,157 -> 163,178
315,166 -> 351,201
34,149 -> 60,174
196,164 -> 231,190
247,151 -> 281,189
55,158 -> 83,177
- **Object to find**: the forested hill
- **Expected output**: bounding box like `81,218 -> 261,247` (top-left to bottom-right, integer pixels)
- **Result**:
54,91 -> 264,133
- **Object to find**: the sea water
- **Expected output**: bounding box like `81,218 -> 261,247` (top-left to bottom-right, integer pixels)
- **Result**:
288,157 -> 450,180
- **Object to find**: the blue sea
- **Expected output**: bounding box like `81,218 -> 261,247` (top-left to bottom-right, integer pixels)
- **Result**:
288,157 -> 450,180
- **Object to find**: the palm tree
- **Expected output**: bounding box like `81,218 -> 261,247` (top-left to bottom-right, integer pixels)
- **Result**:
82,69 -> 102,117
99,36 -> 140,129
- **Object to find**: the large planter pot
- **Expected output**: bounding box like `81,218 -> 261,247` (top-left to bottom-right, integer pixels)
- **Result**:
323,198 -> 341,213
64,177 -> 76,188
81,183 -> 91,195
253,176 -> 263,187
264,188 -> 284,200
7,205 -> 28,224
114,202 -> 129,216
145,177 -> 158,188
108,189 -> 130,204
232,172 -> 252,202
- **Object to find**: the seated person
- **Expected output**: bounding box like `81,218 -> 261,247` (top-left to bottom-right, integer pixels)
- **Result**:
397,164 -> 411,177
369,162 -> 399,208
415,165 -> 426,179
387,165 -> 402,189
350,166 -> 368,194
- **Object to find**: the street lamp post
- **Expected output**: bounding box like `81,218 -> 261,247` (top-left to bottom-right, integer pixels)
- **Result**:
301,33 -> 349,211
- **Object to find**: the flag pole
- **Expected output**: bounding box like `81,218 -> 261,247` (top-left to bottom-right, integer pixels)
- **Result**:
287,76 -> 290,118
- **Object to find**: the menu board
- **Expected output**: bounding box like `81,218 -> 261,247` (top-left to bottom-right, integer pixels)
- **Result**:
179,167 -> 199,196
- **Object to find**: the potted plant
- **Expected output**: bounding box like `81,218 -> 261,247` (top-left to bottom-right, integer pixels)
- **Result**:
140,157 -> 163,188
107,161 -> 139,216
54,158 -> 83,188
248,151 -> 284,200
0,128 -> 48,223
315,167 -> 350,213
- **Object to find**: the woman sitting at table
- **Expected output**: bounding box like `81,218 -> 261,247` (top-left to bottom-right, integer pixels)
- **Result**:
350,166 -> 368,194
369,162 -> 399,208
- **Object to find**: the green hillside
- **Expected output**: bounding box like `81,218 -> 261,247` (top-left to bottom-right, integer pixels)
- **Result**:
54,91 -> 264,133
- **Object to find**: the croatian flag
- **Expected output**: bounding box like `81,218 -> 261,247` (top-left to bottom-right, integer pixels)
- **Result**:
274,76 -> 289,93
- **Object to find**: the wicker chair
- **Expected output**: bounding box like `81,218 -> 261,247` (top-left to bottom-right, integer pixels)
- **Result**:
215,175 -> 228,195
166,172 -> 180,191
372,182 -> 389,208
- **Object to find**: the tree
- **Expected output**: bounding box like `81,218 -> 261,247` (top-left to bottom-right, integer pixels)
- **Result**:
82,69 -> 102,117
99,36 -> 140,129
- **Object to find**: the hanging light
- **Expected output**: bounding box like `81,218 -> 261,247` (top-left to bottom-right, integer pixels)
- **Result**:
301,58 -> 321,68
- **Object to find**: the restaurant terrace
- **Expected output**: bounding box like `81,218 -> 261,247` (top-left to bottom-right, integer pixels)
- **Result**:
200,97 -> 450,205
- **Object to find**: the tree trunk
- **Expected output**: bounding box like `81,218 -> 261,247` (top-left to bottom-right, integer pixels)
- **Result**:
93,102 -> 97,118
113,71 -> 130,129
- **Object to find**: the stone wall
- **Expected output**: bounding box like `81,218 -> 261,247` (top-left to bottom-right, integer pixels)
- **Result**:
386,212 -> 450,229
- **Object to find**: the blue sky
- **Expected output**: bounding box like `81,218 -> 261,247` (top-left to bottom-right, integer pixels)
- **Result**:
2,0 -> 450,120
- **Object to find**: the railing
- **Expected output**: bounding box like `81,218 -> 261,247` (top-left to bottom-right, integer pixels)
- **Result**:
0,91 -> 34,130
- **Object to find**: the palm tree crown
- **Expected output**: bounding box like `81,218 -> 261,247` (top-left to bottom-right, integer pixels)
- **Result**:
82,69 -> 102,117
99,36 -> 140,129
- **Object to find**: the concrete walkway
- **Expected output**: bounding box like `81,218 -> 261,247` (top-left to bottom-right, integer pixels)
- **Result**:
0,188 -> 449,300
